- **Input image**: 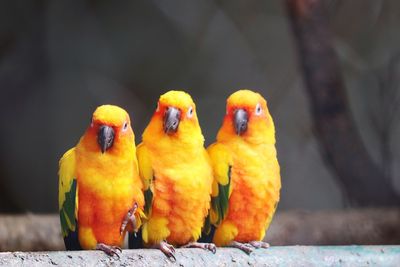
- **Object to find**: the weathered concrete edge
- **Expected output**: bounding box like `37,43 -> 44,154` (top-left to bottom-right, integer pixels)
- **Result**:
0,246 -> 399,267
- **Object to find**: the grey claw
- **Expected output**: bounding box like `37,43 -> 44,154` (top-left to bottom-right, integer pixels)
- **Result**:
168,253 -> 176,262
157,241 -> 176,261
210,245 -> 217,254
249,241 -> 270,249
96,243 -> 121,258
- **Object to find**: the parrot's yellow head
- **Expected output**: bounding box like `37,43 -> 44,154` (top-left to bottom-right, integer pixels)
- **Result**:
81,105 -> 135,155
217,89 -> 275,144
143,90 -> 204,146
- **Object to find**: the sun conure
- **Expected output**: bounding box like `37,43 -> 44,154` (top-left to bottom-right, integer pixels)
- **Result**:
206,89 -> 281,254
58,105 -> 145,256
132,91 -> 215,259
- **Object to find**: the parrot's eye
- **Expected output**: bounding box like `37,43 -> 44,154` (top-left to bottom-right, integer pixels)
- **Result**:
122,122 -> 128,132
255,103 -> 262,115
187,106 -> 193,118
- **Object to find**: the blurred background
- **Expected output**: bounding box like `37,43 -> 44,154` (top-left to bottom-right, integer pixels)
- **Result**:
0,0 -> 399,250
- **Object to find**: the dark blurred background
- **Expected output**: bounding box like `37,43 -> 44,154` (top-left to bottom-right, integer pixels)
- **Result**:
0,0 -> 399,215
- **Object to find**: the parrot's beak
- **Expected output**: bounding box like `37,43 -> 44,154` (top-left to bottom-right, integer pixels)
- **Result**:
163,107 -> 181,134
97,125 -> 115,153
234,108 -> 248,135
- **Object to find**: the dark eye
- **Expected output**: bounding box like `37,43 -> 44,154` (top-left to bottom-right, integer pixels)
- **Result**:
187,106 -> 193,118
122,122 -> 128,131
255,103 -> 262,115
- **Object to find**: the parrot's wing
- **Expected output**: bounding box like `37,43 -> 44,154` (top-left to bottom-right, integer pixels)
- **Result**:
136,143 -> 154,217
58,148 -> 80,250
207,143 -> 233,226
131,142 -> 156,248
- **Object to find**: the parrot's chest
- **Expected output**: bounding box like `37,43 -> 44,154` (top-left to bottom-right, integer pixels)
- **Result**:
151,157 -> 212,243
231,149 -> 272,196
227,148 -> 280,239
154,160 -> 211,201
152,150 -> 212,194
77,165 -> 136,245
78,174 -> 135,222
231,162 -> 271,202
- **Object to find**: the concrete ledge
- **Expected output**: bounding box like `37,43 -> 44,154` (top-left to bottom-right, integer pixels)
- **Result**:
0,246 -> 399,267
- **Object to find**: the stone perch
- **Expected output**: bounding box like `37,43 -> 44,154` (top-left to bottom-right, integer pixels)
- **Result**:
0,246 -> 399,267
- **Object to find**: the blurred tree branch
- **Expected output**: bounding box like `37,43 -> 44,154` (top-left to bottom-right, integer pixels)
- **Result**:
0,209 -> 398,251
369,54 -> 400,182
286,0 -> 400,206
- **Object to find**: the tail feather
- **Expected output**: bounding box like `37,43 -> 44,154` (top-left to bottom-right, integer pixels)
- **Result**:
128,230 -> 144,249
198,224 -> 216,243
63,220 -> 82,250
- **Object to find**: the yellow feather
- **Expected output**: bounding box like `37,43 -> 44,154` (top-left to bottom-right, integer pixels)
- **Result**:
58,148 -> 78,213
207,143 -> 232,188
137,143 -> 153,191
213,221 -> 238,246
144,217 -> 170,245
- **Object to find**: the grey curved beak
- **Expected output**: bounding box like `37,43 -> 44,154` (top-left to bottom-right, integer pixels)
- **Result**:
163,107 -> 181,134
234,108 -> 248,135
98,125 -> 115,153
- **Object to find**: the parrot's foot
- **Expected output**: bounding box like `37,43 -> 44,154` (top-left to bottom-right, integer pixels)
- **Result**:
229,240 -> 270,254
249,240 -> 270,249
181,242 -> 217,254
153,241 -> 176,261
96,243 -> 122,258
120,202 -> 138,235
228,241 -> 255,254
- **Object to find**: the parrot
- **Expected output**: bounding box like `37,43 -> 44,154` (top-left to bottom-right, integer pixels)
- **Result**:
205,89 -> 281,254
131,90 -> 215,260
58,104 -> 145,256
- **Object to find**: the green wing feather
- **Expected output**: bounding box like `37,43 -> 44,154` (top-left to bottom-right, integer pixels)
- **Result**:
207,143 -> 233,226
143,185 -> 154,215
58,148 -> 78,238
211,166 -> 232,225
